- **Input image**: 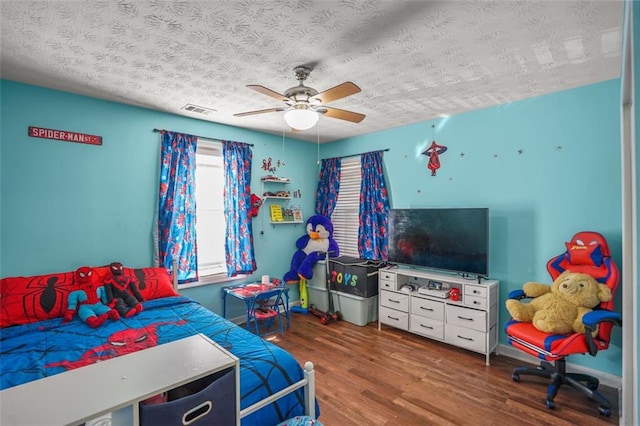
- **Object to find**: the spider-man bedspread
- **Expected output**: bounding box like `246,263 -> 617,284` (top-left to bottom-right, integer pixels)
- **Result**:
0,296 -> 314,425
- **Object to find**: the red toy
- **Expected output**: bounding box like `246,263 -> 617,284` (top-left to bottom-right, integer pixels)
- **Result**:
249,193 -> 263,218
422,140 -> 448,176
103,262 -> 144,318
63,266 -> 119,328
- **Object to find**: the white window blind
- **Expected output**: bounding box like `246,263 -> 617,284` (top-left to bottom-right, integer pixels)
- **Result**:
194,141 -> 227,277
330,156 -> 361,258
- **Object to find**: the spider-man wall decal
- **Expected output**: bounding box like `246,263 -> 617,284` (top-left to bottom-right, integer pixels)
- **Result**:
422,140 -> 448,176
45,320 -> 187,370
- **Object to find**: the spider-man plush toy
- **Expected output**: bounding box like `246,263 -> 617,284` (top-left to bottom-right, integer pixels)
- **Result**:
103,262 -> 144,318
248,193 -> 263,218
63,266 -> 119,328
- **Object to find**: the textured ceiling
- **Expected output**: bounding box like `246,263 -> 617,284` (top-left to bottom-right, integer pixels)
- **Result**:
0,0 -> 624,143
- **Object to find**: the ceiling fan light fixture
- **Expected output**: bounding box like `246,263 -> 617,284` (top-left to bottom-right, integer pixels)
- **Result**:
284,107 -> 319,130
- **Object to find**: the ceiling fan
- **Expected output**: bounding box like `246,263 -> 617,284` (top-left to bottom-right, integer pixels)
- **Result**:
234,66 -> 365,131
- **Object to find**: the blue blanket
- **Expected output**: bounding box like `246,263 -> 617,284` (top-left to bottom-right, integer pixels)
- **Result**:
0,296 -> 314,425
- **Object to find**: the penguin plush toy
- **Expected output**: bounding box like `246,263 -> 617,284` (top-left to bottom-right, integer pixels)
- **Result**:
283,214 -> 340,283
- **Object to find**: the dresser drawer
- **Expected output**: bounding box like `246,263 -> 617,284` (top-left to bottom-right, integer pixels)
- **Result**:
380,290 -> 409,312
380,306 -> 409,330
410,315 -> 444,340
379,277 -> 395,290
446,305 -> 487,332
464,295 -> 487,310
445,324 -> 486,354
464,284 -> 488,299
410,296 -> 444,321
379,270 -> 396,282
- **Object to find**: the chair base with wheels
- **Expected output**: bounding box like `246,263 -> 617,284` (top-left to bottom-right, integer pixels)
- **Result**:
504,231 -> 621,417
510,356 -> 611,416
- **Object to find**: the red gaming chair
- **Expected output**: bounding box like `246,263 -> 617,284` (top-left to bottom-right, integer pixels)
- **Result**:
504,231 -> 622,417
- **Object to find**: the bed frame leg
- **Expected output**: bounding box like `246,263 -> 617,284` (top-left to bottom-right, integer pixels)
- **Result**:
304,361 -> 315,419
172,259 -> 178,291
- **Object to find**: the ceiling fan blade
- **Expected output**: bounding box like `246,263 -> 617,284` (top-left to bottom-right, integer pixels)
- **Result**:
246,85 -> 292,102
311,82 -> 361,104
319,106 -> 365,123
233,107 -> 286,117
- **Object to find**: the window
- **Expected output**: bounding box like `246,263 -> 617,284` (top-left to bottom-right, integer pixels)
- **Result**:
194,141 -> 227,278
330,156 -> 361,258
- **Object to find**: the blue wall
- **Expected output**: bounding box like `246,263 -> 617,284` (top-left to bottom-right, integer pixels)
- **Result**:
0,79 -> 320,317
321,79 -> 623,376
0,78 -> 623,376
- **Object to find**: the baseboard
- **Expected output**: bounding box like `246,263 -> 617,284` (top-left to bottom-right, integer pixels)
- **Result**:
497,343 -> 622,389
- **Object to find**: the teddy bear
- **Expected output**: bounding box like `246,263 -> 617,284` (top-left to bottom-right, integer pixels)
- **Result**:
283,214 -> 339,283
505,271 -> 611,335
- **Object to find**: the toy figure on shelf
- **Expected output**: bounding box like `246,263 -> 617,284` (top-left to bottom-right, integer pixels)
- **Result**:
283,214 -> 339,283
63,266 -> 119,328
103,262 -> 144,318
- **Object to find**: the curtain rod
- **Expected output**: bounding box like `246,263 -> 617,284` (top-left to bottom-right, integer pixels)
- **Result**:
153,128 -> 254,146
322,148 -> 390,160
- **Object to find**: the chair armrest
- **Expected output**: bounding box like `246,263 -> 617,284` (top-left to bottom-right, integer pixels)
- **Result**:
508,289 -> 527,300
583,310 -> 622,356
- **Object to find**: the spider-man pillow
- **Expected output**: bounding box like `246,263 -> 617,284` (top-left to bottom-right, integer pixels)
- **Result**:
565,241 -> 604,267
1,266 -> 177,327
110,266 -> 178,301
0,271 -> 75,327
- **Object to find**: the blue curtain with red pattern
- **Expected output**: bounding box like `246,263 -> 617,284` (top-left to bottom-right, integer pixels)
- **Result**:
358,151 -> 389,260
223,141 -> 257,276
157,131 -> 198,283
315,158 -> 341,216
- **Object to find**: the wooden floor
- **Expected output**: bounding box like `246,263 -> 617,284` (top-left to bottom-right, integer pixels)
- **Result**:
272,312 -> 619,426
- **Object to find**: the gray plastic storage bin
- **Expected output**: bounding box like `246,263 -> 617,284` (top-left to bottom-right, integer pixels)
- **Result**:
332,291 -> 378,326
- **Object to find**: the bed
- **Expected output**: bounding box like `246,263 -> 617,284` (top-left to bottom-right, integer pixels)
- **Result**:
0,266 -> 318,425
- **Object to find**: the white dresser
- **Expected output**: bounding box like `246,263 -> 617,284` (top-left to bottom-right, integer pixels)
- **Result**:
378,267 -> 499,365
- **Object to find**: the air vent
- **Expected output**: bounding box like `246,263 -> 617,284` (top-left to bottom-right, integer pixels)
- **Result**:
181,104 -> 216,115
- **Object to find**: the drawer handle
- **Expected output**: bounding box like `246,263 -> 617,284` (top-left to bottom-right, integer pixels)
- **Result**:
420,307 -> 434,311
457,316 -> 474,321
457,335 -> 474,341
389,299 -> 400,303
473,290 -> 480,294
420,324 -> 434,330
473,301 -> 480,305
183,401 -> 212,425
388,315 -> 399,321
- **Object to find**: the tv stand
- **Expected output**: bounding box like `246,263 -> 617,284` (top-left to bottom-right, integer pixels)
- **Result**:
378,267 -> 499,365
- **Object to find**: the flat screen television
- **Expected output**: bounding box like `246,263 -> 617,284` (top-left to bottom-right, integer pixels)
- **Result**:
387,208 -> 489,277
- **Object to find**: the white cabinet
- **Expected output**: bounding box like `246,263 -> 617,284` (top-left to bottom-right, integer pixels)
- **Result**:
0,334 -> 239,426
378,267 -> 499,365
